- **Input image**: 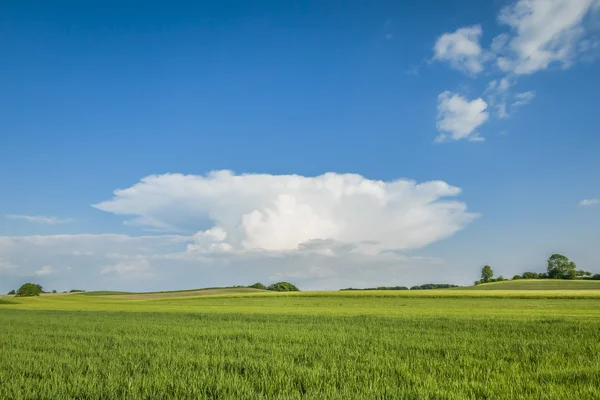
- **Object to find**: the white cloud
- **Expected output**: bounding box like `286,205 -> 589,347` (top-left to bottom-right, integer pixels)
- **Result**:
495,0 -> 600,75
483,78 -> 534,119
7,215 -> 73,224
512,91 -> 536,107
579,198 -> 600,206
0,232 -> 461,291
1,172 -> 478,291
94,171 -> 477,254
436,91 -> 489,141
433,25 -> 492,75
34,265 -> 53,276
101,257 -> 152,277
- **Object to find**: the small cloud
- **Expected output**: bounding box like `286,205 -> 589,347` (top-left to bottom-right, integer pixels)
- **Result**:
34,265 -> 53,276
579,199 -> 600,206
381,18 -> 394,40
7,215 -> 73,225
0,261 -> 17,271
436,91 -> 489,141
512,91 -> 536,107
404,65 -> 420,76
433,25 -> 493,76
496,103 -> 509,119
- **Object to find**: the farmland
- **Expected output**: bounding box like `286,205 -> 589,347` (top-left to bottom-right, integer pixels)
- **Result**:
1,284 -> 600,399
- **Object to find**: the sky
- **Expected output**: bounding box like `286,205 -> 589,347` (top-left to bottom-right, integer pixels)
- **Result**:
1,0 -> 600,292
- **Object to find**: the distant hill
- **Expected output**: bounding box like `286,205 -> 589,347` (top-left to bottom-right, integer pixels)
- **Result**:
82,286 -> 266,299
462,280 -> 600,290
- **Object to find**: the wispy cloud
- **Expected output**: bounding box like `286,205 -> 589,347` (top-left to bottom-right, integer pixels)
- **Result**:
579,198 -> 600,206
6,215 -> 73,224
34,265 -> 54,276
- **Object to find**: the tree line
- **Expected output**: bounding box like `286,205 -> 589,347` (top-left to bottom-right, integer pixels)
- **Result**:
476,254 -> 599,285
341,284 -> 459,291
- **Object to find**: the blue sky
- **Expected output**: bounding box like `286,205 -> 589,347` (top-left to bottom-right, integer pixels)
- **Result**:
1,0 -> 599,292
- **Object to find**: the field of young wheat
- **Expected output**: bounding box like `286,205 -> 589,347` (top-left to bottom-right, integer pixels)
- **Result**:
1,290 -> 599,399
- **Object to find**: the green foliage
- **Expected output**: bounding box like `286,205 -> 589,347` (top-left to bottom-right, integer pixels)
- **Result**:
522,271 -> 540,279
547,254 -> 577,279
497,275 -> 505,281
341,286 -> 409,291
52,290 -> 57,294
410,284 -> 460,290
1,297 -> 600,399
481,265 -> 494,283
16,283 -> 42,297
69,289 -> 86,293
512,275 -> 523,280
7,290 -> 16,295
267,282 -> 300,292
248,282 -> 267,290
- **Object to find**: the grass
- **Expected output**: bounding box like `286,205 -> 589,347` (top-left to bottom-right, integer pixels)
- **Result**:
1,288 -> 600,399
461,279 -> 600,290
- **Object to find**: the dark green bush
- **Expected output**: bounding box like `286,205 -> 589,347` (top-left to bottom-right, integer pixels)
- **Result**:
16,283 -> 42,297
248,282 -> 267,290
7,290 -> 16,295
512,275 -> 523,280
267,282 -> 300,292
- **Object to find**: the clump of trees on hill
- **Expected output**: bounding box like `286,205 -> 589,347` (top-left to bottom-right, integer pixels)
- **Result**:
475,254 -> 599,285
15,283 -> 43,297
248,282 -> 267,290
248,282 -> 300,292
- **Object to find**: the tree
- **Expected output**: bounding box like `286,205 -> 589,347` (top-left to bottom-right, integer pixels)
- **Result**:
547,254 -> 577,279
497,275 -> 505,282
522,271 -> 540,279
512,275 -> 523,280
267,282 -> 300,292
248,282 -> 267,290
16,283 -> 42,297
52,290 -> 57,294
8,290 -> 16,295
481,265 -> 494,283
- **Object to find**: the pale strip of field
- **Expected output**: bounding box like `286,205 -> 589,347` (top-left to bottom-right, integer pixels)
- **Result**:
106,287 -> 264,299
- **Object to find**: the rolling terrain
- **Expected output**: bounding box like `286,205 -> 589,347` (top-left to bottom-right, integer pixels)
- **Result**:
1,283 -> 599,399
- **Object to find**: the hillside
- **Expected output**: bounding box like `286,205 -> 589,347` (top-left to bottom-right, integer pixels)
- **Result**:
462,279 -> 600,290
82,286 -> 266,299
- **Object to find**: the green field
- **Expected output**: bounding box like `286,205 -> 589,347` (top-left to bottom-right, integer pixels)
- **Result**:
2,285 -> 600,399
460,279 -> 600,290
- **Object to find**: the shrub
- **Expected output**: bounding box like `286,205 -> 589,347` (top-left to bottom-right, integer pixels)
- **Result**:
522,272 -> 540,279
412,284 -> 460,290
512,275 -> 523,280
52,290 -> 57,294
69,289 -> 85,293
16,283 -> 42,297
248,282 -> 267,290
8,290 -> 16,295
497,275 -> 505,282
267,282 -> 300,292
